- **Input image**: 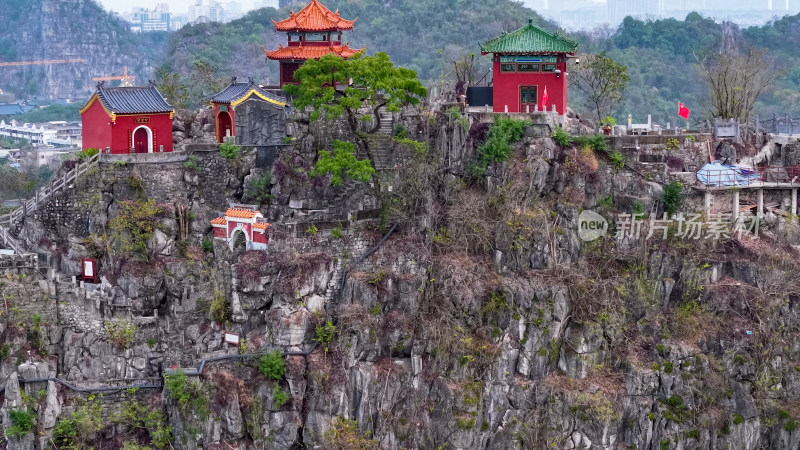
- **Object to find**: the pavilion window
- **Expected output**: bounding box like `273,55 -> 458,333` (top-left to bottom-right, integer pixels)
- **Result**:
305,32 -> 327,41
542,64 -> 557,72
500,64 -> 516,72
288,33 -> 301,42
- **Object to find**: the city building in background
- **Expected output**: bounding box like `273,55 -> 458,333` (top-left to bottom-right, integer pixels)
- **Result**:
189,0 -> 226,23
123,3 -> 183,32
0,120 -> 82,148
524,0 -> 800,30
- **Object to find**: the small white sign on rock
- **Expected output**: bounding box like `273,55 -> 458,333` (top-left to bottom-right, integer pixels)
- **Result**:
224,332 -> 240,345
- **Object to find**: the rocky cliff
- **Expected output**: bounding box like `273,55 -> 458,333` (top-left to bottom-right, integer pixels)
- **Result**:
0,0 -> 165,101
2,108 -> 800,449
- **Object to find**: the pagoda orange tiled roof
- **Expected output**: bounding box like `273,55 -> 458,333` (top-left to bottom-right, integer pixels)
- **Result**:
210,217 -> 227,225
225,208 -> 260,219
264,43 -> 363,61
252,223 -> 271,231
272,0 -> 356,32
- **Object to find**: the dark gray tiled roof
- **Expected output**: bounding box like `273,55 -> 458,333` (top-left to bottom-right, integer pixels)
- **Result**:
95,84 -> 173,114
211,77 -> 286,105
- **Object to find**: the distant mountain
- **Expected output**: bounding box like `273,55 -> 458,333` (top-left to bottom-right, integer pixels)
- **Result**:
162,0 -> 560,85
5,0 -> 800,124
0,0 -> 166,101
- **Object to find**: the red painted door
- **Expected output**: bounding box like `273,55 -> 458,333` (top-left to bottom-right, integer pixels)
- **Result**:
520,86 -> 538,113
218,112 -> 232,143
134,128 -> 148,153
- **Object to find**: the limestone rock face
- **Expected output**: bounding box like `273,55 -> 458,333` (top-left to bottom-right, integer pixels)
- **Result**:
0,0 -> 160,99
233,99 -> 288,146
6,111 -> 800,450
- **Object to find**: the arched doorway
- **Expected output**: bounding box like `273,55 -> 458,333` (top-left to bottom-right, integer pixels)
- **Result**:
231,228 -> 248,254
133,126 -> 153,153
218,111 -> 232,143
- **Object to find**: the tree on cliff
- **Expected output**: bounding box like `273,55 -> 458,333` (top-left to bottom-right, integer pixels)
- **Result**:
694,44 -> 778,122
570,52 -> 630,124
284,52 -> 427,134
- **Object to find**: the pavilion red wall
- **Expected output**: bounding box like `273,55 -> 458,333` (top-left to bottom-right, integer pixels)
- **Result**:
253,232 -> 268,245
280,62 -> 302,85
491,58 -> 569,115
110,113 -> 173,154
81,101 -> 112,151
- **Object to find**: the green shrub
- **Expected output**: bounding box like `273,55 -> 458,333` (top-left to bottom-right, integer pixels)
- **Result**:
393,124 -> 408,139
202,238 -> 213,252
551,126 -> 572,147
0,343 -> 9,361
662,181 -> 683,218
258,351 -> 286,380
6,409 -> 35,438
470,117 -> 528,176
306,225 -> 318,235
244,170 -> 273,204
105,320 -> 136,349
126,175 -> 146,193
273,384 -> 289,409
323,417 -> 376,449
665,138 -> 681,150
52,395 -> 103,448
609,151 -> 625,169
164,369 -> 210,418
733,413 -> 744,425
331,225 -> 343,239
314,319 -> 336,352
572,134 -> 608,152
108,198 -> 163,260
208,290 -> 229,323
114,399 -> 173,448
183,155 -> 199,172
78,148 -> 99,160
369,304 -> 382,315
219,142 -> 239,159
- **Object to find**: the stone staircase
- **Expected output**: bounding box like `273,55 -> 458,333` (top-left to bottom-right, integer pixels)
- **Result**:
332,179 -> 363,203
367,134 -> 394,170
0,153 -> 100,256
379,109 -> 394,134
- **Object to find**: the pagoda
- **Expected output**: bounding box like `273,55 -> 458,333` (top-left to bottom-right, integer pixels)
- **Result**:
264,0 -> 363,86
480,19 -> 578,115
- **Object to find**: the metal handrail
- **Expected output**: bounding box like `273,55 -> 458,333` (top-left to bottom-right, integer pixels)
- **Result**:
0,153 -> 99,251
698,165 -> 800,187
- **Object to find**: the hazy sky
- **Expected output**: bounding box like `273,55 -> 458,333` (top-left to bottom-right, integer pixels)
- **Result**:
95,0 -> 263,14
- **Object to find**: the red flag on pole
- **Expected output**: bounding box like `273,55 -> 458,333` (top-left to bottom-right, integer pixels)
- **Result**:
678,102 -> 690,120
542,86 -> 549,110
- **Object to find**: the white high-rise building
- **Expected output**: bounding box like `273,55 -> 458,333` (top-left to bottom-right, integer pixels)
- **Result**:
189,0 -> 225,23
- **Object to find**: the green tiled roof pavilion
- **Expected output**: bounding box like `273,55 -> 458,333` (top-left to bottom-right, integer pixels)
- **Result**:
481,19 -> 578,55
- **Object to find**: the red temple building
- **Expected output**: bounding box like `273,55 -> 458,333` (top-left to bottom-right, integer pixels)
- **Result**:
211,206 -> 271,250
264,0 -> 363,86
80,82 -> 174,153
480,19 -> 578,115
